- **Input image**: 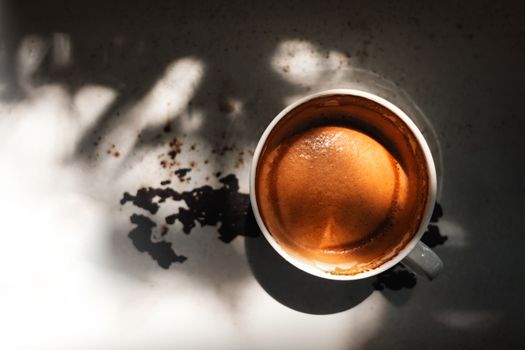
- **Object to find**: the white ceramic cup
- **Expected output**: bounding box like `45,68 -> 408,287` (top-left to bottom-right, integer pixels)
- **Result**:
249,89 -> 443,281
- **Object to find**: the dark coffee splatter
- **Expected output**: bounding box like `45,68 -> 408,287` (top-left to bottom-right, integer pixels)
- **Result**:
165,174 -> 258,242
167,137 -> 182,159
421,224 -> 448,247
174,168 -> 191,181
128,214 -> 186,268
121,187 -> 180,214
122,174 -> 259,268
430,202 -> 443,223
175,168 -> 191,176
211,144 -> 237,156
373,264 -> 417,290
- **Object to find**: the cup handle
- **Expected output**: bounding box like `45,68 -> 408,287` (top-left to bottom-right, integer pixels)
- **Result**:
402,241 -> 444,280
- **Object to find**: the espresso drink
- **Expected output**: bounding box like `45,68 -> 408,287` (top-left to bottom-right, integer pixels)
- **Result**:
255,95 -> 429,275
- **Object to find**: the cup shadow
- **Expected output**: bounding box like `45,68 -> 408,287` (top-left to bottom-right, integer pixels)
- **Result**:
244,235 -> 373,315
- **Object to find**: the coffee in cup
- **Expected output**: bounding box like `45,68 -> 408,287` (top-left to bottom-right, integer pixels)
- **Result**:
251,91 -> 440,278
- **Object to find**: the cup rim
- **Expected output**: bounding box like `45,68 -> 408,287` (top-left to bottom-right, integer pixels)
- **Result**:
249,89 -> 437,280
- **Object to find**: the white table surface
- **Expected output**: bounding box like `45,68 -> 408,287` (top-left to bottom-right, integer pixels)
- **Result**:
1,1 -> 524,349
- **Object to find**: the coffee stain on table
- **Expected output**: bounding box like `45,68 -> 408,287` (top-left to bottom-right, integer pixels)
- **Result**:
120,133 -> 264,268
174,168 -> 191,182
128,213 -> 187,268
373,264 -> 417,290
121,176 -> 258,268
